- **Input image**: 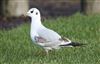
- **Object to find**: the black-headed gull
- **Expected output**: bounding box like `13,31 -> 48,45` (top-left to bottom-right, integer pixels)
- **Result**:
27,8 -> 84,54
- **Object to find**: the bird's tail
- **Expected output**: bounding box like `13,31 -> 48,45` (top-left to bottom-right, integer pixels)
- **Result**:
60,42 -> 85,47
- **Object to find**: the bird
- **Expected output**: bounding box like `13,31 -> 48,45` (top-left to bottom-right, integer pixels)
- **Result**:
27,8 -> 84,54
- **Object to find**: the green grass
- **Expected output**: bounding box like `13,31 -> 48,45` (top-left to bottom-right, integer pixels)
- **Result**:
0,13 -> 100,64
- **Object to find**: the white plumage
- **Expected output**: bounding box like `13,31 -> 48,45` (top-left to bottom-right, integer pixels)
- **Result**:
27,8 -> 83,54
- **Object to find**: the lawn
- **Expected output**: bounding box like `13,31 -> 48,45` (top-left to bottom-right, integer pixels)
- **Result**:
0,13 -> 100,64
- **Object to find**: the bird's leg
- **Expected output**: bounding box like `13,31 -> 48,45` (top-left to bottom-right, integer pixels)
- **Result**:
44,47 -> 52,55
45,49 -> 49,55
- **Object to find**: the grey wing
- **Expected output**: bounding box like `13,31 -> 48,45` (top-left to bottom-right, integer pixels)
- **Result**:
37,28 -> 71,46
37,28 -> 61,42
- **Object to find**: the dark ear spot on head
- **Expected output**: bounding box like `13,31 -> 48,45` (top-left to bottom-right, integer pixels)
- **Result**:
36,12 -> 38,15
31,11 -> 33,13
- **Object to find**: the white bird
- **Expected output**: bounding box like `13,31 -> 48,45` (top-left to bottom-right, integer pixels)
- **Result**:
27,8 -> 84,54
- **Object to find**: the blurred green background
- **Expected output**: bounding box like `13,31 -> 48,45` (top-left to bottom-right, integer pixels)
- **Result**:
0,0 -> 100,64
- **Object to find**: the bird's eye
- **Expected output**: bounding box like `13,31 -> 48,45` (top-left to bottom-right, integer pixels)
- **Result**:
36,12 -> 38,15
31,11 -> 33,13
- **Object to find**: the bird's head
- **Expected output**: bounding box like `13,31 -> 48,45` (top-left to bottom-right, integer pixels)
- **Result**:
27,8 -> 41,20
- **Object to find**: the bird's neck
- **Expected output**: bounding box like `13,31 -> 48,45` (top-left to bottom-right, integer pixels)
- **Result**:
30,17 -> 45,35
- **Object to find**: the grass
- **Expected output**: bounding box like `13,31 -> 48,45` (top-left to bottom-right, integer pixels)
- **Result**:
0,13 -> 100,64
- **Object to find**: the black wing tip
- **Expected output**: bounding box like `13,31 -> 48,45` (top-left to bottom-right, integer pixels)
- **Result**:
60,42 -> 86,47
70,42 -> 86,47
